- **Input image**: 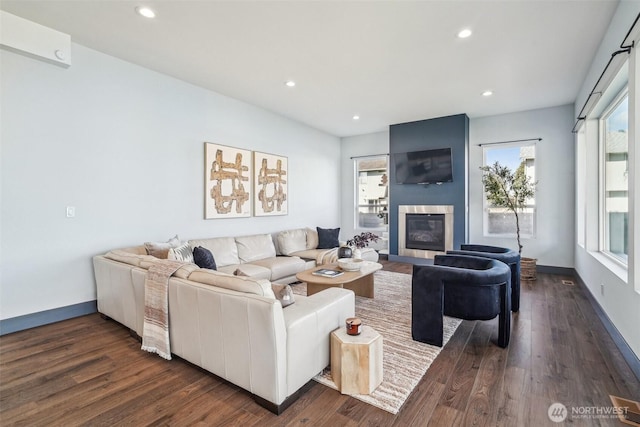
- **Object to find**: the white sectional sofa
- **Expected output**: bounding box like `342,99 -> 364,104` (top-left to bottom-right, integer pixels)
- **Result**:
92,228 -> 363,413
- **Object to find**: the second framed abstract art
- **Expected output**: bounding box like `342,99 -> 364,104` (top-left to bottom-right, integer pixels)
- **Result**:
253,151 -> 288,216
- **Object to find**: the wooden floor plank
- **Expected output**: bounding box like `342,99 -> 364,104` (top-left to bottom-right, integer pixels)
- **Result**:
462,337 -> 508,427
393,380 -> 445,426
1,264 -> 637,426
495,366 -> 527,427
424,320 -> 474,385
438,321 -> 492,412
428,403 -> 464,426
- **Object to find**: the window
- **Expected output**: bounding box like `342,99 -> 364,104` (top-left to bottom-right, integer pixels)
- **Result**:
600,90 -> 628,264
576,128 -> 586,247
355,156 -> 388,230
483,143 -> 536,236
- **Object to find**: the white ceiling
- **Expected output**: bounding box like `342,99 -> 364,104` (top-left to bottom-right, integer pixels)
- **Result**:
1,0 -> 618,137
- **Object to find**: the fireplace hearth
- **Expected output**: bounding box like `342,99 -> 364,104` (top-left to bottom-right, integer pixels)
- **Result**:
399,205 -> 453,258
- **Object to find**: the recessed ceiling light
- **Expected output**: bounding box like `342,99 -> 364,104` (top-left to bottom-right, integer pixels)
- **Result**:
353,115 -> 360,120
458,29 -> 472,39
482,90 -> 493,97
136,6 -> 156,18
285,81 -> 296,87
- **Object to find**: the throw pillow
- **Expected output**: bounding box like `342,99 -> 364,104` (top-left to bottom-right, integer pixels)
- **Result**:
168,243 -> 195,263
144,235 -> 180,259
193,246 -> 217,270
271,284 -> 295,308
277,229 -> 307,255
316,227 -> 340,249
306,227 -> 319,249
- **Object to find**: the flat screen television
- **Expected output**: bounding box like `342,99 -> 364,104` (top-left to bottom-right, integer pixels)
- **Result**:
393,148 -> 453,184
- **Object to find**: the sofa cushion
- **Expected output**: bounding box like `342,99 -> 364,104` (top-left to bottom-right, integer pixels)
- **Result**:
235,234 -> 276,263
144,235 -> 181,259
271,283 -> 295,307
219,263 -> 271,281
234,268 -> 249,276
317,227 -> 339,249
305,227 -> 319,250
277,229 -> 308,256
250,256 -> 306,281
193,246 -> 217,270
289,249 -> 325,261
168,243 -> 195,263
187,269 -> 275,298
189,237 -> 239,267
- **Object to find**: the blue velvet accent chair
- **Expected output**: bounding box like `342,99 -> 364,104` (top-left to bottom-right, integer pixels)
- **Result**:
412,254 -> 512,348
448,244 -> 521,312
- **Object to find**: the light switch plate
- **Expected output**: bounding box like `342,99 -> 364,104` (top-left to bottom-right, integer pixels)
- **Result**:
66,206 -> 75,218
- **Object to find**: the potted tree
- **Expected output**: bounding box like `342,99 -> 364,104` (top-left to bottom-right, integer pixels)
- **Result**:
480,161 -> 537,280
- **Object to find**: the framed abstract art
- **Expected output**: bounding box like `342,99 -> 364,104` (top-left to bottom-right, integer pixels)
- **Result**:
253,151 -> 288,216
204,143 -> 252,219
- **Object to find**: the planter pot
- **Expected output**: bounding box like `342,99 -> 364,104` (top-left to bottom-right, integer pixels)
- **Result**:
521,257 -> 537,281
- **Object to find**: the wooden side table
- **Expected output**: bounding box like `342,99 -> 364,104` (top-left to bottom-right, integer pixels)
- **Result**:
330,325 -> 383,395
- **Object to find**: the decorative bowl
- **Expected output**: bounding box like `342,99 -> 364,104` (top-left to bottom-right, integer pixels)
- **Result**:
338,258 -> 363,272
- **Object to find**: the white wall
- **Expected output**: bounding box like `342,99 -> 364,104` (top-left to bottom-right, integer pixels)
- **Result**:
574,0 -> 640,358
340,131 -> 389,249
0,43 -> 341,320
468,104 -> 576,267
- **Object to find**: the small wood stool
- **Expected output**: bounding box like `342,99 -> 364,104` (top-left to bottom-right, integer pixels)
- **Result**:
330,325 -> 383,395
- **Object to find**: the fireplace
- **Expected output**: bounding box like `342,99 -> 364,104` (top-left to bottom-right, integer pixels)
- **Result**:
405,213 -> 445,252
399,205 -> 453,258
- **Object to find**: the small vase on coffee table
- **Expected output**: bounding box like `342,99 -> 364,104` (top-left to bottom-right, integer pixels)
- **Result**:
338,246 -> 353,259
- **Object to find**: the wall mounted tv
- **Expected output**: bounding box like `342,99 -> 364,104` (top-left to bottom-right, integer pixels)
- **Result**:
393,148 -> 453,184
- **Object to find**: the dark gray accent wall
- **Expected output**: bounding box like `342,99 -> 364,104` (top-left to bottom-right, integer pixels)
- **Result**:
389,114 -> 469,256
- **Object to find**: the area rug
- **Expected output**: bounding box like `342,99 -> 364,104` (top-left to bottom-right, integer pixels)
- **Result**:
291,270 -> 462,415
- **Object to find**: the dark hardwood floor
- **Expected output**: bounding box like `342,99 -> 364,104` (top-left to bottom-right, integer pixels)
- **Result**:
1,261 -> 639,426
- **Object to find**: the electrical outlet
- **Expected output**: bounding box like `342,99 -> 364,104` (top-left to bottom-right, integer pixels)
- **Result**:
600,283 -> 605,296
66,206 -> 75,218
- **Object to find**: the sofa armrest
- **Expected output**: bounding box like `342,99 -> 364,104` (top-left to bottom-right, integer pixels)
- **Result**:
93,255 -> 143,332
282,288 -> 355,396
